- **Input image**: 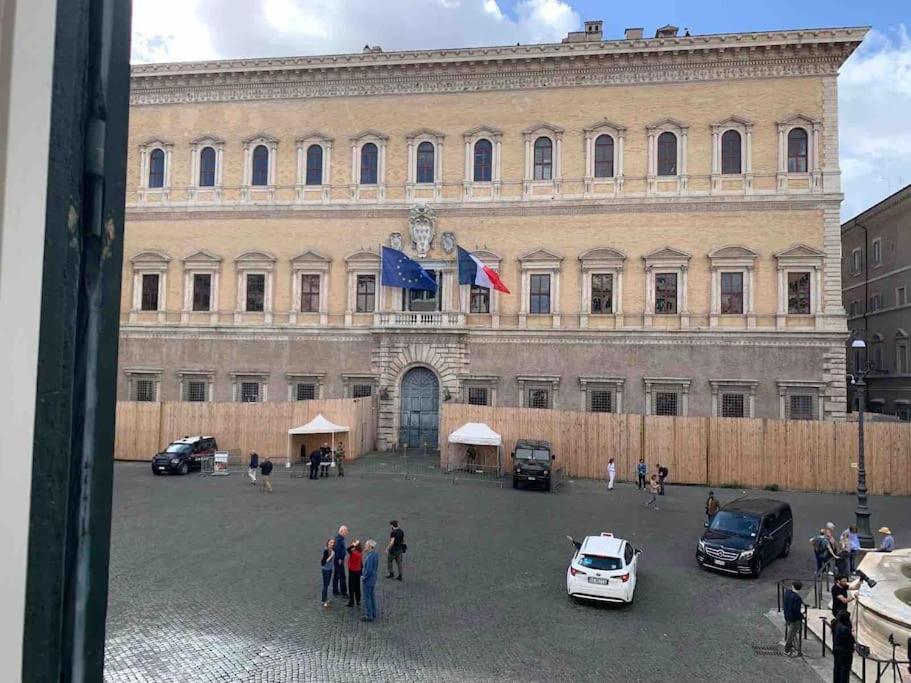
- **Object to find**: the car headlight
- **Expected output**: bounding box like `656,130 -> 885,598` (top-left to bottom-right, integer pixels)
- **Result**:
739,549 -> 754,560
698,540 -> 705,552
544,469 -> 549,475
171,458 -> 180,464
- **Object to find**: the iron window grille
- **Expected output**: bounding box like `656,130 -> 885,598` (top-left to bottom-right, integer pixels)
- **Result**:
356,274 -> 375,313
590,273 -> 613,314
527,388 -> 550,409
240,382 -> 261,403
352,384 -> 373,398
192,273 -> 211,311
787,272 -> 811,314
654,391 -> 679,416
720,393 -> 746,418
300,274 -> 320,312
467,386 -> 489,406
654,273 -> 677,314
720,272 -> 743,314
140,273 -> 159,311
787,394 -> 814,420
589,389 -> 613,413
132,378 -> 156,402
245,273 -> 265,312
295,383 -> 316,401
184,380 -> 207,402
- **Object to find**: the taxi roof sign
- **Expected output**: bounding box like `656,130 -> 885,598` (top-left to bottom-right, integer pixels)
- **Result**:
600,532 -> 613,537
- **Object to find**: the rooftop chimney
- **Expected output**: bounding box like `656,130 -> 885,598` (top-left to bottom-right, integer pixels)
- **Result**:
624,27 -> 644,40
562,19 -> 604,43
655,24 -> 679,38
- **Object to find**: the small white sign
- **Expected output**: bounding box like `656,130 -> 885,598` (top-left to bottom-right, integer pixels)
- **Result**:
850,462 -> 858,469
214,452 -> 229,464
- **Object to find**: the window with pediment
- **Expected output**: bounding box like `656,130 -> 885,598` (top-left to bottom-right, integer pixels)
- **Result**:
774,244 -> 824,324
129,250 -> 170,322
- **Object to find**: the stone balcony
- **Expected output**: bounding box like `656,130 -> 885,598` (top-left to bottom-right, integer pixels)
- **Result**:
375,311 -> 464,328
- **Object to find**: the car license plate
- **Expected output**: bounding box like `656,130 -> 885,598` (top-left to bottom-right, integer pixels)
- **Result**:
588,577 -> 609,585
713,559 -> 725,566
527,476 -> 536,481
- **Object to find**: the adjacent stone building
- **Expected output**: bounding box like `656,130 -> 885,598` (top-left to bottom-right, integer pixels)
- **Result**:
843,184 -> 911,420
120,22 -> 866,448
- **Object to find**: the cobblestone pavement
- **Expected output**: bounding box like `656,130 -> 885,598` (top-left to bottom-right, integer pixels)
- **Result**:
105,455 -> 911,682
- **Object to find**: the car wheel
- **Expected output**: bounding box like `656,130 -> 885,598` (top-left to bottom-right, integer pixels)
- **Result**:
544,480 -> 551,492
781,536 -> 792,558
512,477 -> 518,489
751,555 -> 763,578
178,461 -> 189,475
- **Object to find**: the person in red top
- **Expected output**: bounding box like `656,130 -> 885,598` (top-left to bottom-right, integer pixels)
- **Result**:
345,540 -> 363,608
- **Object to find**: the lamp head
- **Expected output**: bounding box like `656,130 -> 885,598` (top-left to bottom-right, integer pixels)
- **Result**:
851,339 -> 866,349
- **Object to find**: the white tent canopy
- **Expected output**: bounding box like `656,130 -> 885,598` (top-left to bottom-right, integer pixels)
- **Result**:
447,422 -> 502,446
288,413 -> 349,435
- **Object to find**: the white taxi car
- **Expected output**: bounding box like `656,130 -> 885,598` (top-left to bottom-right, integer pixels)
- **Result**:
566,533 -> 640,604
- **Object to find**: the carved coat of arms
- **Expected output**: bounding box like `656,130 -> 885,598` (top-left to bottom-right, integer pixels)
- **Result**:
441,232 -> 456,254
409,204 -> 436,258
388,232 -> 404,251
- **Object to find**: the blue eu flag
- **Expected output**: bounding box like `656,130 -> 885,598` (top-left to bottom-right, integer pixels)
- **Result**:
381,246 -> 437,291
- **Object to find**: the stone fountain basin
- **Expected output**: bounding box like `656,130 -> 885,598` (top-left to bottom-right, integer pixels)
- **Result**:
853,548 -> 911,661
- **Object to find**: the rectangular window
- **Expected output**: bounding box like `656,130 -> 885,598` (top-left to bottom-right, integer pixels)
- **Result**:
870,294 -> 882,312
131,377 -> 156,402
245,273 -> 265,312
529,274 -> 551,314
527,388 -> 550,409
140,273 -> 159,311
469,285 -> 490,314
239,381 -> 261,403
654,273 -> 677,314
897,287 -> 907,306
352,384 -> 373,398
851,249 -> 863,274
192,273 -> 211,312
788,394 -> 815,420
589,389 -> 613,413
872,238 -> 882,267
356,274 -> 376,313
654,391 -> 679,416
720,272 -> 743,314
300,274 -> 320,313
183,380 -> 207,402
873,343 -> 884,371
467,386 -> 489,406
897,344 -> 909,374
787,272 -> 811,314
295,383 -> 316,401
720,393 -> 745,418
590,273 -> 613,314
404,270 -> 439,312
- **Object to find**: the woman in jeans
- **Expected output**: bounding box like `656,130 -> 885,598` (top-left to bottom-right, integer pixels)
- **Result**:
320,538 -> 335,608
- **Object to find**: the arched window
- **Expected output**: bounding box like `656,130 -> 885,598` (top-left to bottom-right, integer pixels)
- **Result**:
198,146 -> 216,187
656,132 -> 677,176
360,142 -> 378,184
594,134 -> 614,178
720,130 -> 742,175
787,128 -> 808,173
305,144 -> 323,186
473,139 -> 492,182
251,144 -> 269,186
416,141 -> 435,184
533,136 -> 552,180
148,148 -> 165,188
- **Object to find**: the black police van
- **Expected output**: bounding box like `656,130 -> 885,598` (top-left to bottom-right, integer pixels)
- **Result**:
511,439 -> 562,491
151,436 -> 218,475
696,497 -> 793,577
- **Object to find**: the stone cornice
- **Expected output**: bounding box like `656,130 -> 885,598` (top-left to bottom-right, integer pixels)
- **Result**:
130,27 -> 867,106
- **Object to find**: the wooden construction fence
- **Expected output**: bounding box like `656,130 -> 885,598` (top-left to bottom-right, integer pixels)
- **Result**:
439,404 -> 911,495
115,398 -> 376,464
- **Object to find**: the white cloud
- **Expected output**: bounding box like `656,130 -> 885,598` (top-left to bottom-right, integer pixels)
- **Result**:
839,25 -> 911,219
131,0 -> 580,63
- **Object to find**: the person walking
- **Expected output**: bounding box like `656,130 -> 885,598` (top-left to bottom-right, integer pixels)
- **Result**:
644,475 -> 660,511
811,528 -> 837,575
308,448 -> 321,480
345,540 -> 362,608
783,580 -> 805,656
844,525 -> 860,574
260,458 -> 273,493
335,441 -> 345,477
386,520 -> 405,580
248,452 -> 259,484
831,610 -> 855,683
607,458 -> 616,491
332,525 -> 349,598
705,491 -> 720,526
636,459 -> 647,490
361,540 -> 379,622
657,463 -> 669,495
320,538 -> 335,608
876,526 -> 894,552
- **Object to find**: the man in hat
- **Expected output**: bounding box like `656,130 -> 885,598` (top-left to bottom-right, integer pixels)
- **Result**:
875,526 -> 894,552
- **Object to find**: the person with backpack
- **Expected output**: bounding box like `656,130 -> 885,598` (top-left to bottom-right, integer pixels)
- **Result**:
810,527 -> 837,574
636,459 -> 648,490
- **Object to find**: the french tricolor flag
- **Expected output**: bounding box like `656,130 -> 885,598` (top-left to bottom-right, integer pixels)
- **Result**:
457,246 -> 510,293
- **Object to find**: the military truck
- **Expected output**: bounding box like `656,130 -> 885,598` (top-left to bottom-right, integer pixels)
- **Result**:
511,439 -> 562,491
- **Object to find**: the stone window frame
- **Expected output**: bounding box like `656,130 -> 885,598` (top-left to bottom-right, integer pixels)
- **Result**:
774,244 -> 825,328
897,329 -> 909,375
125,368 -> 162,402
458,249 -> 502,328
644,377 -> 691,416
129,250 -> 170,323
850,247 -> 864,275
188,134 -> 225,201
233,251 -> 276,324
286,372 -> 326,401
708,245 -> 758,327
522,123 -> 564,198
295,131 -> 333,202
344,250 -> 382,325
579,376 -> 625,413
777,380 -> 825,421
709,379 -> 759,418
643,247 -> 691,328
460,374 -> 499,407
342,373 -> 378,399
177,369 -> 215,403
517,375 -> 560,409
137,137 -> 173,202
231,372 -> 269,403
289,250 -> 331,325
518,248 -> 563,329
871,237 -> 882,269
241,132 -> 279,201
646,117 -> 688,194
180,250 -> 221,323
710,115 -> 754,193
349,129 -> 388,201
899,286 -> 909,306
776,113 -> 822,192
578,247 -> 626,328
583,119 -> 626,195
406,128 -> 444,201
461,125 -> 503,199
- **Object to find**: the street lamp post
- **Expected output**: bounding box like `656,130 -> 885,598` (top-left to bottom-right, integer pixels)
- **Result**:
851,339 -> 875,548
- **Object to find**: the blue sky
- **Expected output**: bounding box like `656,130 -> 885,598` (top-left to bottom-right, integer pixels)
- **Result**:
132,0 -> 911,219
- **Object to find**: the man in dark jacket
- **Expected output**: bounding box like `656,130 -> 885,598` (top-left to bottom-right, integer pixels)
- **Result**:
782,581 -> 805,655
308,448 -> 321,480
332,525 -> 349,597
260,458 -> 273,493
657,464 -> 669,495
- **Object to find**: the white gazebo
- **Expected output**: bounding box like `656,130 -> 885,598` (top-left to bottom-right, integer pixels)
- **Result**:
446,422 -> 503,475
287,413 -> 350,464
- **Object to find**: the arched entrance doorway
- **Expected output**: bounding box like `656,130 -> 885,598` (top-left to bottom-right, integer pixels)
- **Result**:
399,367 -> 439,448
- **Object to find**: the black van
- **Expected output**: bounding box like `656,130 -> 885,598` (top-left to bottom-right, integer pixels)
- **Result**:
696,497 -> 793,577
511,439 -> 562,491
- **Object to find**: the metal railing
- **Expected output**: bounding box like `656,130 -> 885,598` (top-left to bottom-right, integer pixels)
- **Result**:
353,448 -> 504,487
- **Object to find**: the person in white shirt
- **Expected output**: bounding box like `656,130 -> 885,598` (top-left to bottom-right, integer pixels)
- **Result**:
607,458 -> 616,491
